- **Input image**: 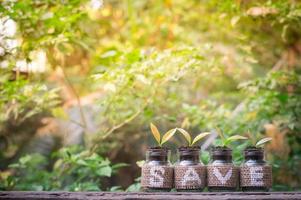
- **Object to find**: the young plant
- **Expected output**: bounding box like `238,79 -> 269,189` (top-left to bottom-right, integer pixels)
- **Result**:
216,127 -> 248,147
247,130 -> 272,148
177,128 -> 212,147
150,123 -> 177,147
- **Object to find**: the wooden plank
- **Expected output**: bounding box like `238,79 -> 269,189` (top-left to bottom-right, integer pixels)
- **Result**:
0,192 -> 301,200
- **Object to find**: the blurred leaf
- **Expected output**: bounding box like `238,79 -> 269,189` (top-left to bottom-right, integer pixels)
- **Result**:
180,117 -> 190,129
101,50 -> 117,58
51,107 -> 69,120
231,16 -> 240,27
246,7 -> 278,17
96,166 -> 112,177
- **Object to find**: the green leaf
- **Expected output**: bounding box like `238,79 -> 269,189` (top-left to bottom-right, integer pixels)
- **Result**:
110,186 -> 123,192
200,150 -> 210,165
247,130 -> 257,146
136,160 -> 145,168
224,135 -> 248,146
96,166 -> 112,177
177,128 -> 192,145
277,93 -> 288,104
112,163 -> 129,170
8,163 -> 20,169
20,155 -> 31,165
150,123 -> 161,145
216,127 -> 225,143
161,128 -> 177,145
126,182 -> 141,192
256,137 -> 272,147
192,132 -> 212,145
76,159 -> 87,166
76,182 -> 100,191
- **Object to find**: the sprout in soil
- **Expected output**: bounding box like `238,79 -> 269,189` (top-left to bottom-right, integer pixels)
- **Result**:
246,130 -> 272,148
150,123 -> 177,147
216,127 -> 248,147
177,128 -> 212,147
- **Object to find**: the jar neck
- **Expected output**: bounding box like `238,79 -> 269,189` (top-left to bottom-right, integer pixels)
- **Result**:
148,154 -> 168,162
146,147 -> 170,162
244,148 -> 264,161
178,147 -> 200,162
179,154 -> 199,162
245,155 -> 264,161
211,147 -> 232,163
212,154 -> 232,162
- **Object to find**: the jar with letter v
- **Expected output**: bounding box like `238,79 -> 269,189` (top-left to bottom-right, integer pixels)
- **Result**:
207,147 -> 238,191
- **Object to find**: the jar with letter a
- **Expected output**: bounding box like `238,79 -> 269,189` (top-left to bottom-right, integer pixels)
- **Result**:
141,147 -> 173,192
240,147 -> 272,191
207,147 -> 238,191
174,146 -> 206,191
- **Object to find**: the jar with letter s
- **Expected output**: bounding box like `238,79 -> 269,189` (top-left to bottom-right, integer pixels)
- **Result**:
141,147 -> 173,192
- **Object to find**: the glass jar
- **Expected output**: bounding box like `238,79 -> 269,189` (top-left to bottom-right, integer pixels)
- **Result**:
141,147 -> 173,192
174,146 -> 206,191
240,147 -> 272,191
207,147 -> 238,191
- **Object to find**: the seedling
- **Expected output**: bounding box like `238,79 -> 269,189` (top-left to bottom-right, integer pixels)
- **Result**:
150,123 -> 177,147
215,127 -> 248,147
177,128 -> 212,147
247,130 -> 272,148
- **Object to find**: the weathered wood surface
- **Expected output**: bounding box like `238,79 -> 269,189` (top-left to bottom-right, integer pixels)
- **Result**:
0,192 -> 301,200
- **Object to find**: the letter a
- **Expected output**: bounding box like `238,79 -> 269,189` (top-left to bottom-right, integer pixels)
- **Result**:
182,167 -> 201,186
149,166 -> 165,187
213,168 -> 232,185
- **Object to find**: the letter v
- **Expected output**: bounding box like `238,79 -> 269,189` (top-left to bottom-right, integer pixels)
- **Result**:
213,168 -> 232,184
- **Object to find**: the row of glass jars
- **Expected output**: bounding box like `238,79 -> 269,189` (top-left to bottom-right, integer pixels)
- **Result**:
141,146 -> 272,192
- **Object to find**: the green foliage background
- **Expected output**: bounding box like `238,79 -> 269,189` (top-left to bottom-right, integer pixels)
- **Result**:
0,0 -> 301,191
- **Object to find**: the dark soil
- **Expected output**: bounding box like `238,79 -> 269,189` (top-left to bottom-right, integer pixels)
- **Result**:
148,146 -> 169,151
245,146 -> 263,151
178,146 -> 201,151
210,146 -> 232,159
211,146 -> 231,151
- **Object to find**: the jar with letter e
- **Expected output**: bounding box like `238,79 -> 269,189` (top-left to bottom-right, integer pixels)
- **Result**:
174,146 -> 206,191
207,147 -> 238,191
141,147 -> 173,192
240,147 -> 272,191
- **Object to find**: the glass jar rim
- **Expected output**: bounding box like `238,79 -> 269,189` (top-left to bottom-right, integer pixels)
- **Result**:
178,146 -> 200,156
244,147 -> 264,157
147,147 -> 170,156
211,146 -> 232,156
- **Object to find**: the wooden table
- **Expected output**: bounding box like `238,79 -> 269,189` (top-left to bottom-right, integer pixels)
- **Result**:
0,192 -> 301,200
